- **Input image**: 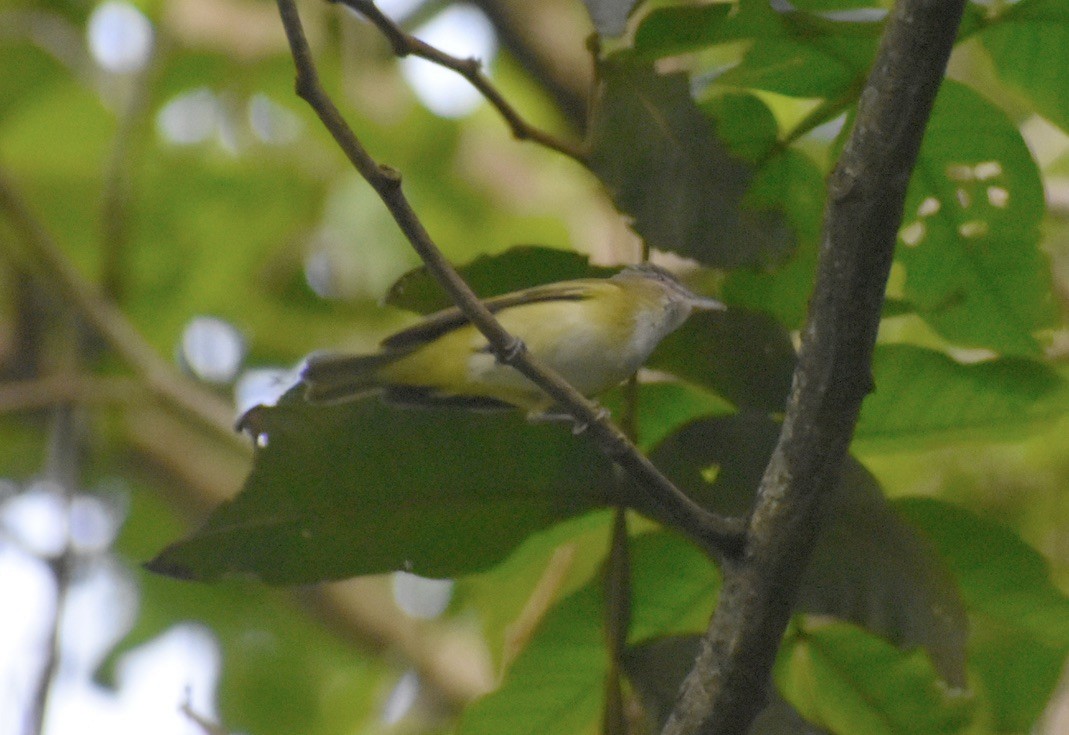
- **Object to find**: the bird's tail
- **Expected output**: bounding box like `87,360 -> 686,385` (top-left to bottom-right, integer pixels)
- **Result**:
301,351 -> 402,403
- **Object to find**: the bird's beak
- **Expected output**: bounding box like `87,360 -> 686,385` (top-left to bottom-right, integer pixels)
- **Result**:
688,295 -> 727,312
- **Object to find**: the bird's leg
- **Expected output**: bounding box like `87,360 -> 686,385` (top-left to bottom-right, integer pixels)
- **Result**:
526,404 -> 611,435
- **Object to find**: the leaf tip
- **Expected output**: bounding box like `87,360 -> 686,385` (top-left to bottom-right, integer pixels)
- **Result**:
142,552 -> 197,581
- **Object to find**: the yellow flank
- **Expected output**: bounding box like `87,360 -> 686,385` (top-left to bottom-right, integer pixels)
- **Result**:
377,280 -> 650,410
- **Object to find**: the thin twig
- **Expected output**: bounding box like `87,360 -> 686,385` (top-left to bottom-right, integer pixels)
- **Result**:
332,0 -> 589,164
466,0 -> 591,130
275,0 -> 745,560
180,696 -> 231,735
100,51 -> 157,303
25,321 -> 85,735
0,169 -> 242,446
662,1 -> 968,733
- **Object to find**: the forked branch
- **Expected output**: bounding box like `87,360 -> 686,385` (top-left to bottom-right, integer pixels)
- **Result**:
662,1 -> 968,733
332,0 -> 588,163
274,0 -> 745,560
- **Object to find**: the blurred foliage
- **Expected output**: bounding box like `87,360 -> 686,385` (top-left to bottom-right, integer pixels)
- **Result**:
2,0 -> 1069,734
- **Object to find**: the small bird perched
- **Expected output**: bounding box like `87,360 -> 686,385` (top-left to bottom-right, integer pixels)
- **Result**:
301,264 -> 724,415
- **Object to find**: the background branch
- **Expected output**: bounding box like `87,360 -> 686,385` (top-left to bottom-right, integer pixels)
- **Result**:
662,1 -> 968,733
23,406 -> 80,735
275,0 -> 745,560
333,0 -> 587,163
0,169 -> 242,447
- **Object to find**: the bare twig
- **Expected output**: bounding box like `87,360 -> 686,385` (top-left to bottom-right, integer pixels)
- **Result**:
662,1 -> 968,733
332,0 -> 588,164
100,52 -> 157,303
25,321 -> 85,735
0,169 -> 242,446
467,0 -> 592,130
180,696 -> 231,735
23,408 -> 79,735
275,0 -> 745,560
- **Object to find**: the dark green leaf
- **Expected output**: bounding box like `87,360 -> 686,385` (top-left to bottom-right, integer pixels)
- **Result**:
896,498 -> 1069,730
898,80 -> 1055,355
855,345 -> 1069,450
648,414 -> 969,684
702,93 -> 781,163
721,148 -> 826,330
625,637 -> 830,735
632,2 -> 782,59
588,60 -> 794,268
0,44 -> 68,120
981,0 -> 1069,132
385,246 -> 611,314
775,620 -> 974,735
147,391 -> 616,583
624,636 -> 703,733
648,307 -> 796,414
621,381 -> 733,451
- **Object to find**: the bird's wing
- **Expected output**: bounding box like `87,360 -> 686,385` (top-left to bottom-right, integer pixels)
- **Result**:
380,281 -> 596,351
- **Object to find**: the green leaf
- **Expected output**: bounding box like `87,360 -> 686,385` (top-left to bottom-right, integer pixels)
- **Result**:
702,92 -> 781,163
893,498 -> 1069,730
456,577 -> 606,735
613,381 -> 733,452
648,307 -> 797,414
458,530 -> 718,735
632,2 -> 782,59
775,620 -> 974,735
895,498 -> 1069,647
454,510 -> 615,668
588,59 -> 794,268
799,461 -> 969,687
716,34 -> 874,99
855,345 -> 1069,450
633,0 -> 877,99
146,392 -> 616,583
898,80 -> 1055,356
628,531 -> 719,642
981,0 -> 1069,132
721,148 -> 827,330
648,414 -> 969,684
967,620 -> 1069,733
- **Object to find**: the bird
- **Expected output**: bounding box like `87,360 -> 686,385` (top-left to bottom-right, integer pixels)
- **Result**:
301,263 -> 724,416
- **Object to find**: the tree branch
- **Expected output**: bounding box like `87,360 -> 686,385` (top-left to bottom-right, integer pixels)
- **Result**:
0,169 -> 242,447
0,374 -> 143,412
275,0 -> 745,561
331,0 -> 588,163
662,1 -> 967,733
